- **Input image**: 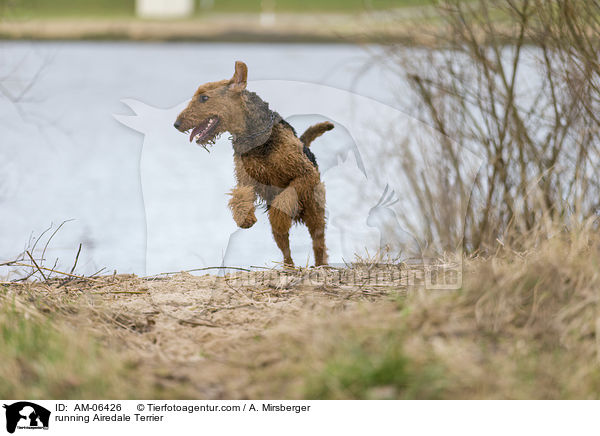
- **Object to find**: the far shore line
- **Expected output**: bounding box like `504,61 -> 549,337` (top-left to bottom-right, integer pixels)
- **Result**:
0,12 -> 432,44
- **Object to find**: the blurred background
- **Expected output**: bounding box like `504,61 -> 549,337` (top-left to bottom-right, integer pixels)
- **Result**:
0,0 -> 425,42
0,0 -> 430,277
3,0 -> 419,15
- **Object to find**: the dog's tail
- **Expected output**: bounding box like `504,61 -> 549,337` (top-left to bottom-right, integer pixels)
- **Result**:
300,122 -> 334,148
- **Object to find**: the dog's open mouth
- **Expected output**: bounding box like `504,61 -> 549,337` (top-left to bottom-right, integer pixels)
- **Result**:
189,116 -> 220,145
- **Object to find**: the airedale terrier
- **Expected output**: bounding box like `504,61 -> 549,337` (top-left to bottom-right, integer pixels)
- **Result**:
174,61 -> 333,266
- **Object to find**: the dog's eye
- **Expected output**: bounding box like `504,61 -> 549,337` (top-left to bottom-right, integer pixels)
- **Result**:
199,95 -> 209,102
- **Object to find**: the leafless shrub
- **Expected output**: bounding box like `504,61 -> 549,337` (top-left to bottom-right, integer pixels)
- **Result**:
385,0 -> 600,254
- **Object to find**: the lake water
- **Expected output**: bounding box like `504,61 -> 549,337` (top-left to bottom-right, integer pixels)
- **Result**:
0,41 -> 468,277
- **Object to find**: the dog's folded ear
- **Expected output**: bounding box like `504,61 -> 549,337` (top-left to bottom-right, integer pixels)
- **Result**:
230,61 -> 248,92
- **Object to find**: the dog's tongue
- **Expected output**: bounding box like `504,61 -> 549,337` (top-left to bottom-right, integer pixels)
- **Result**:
189,125 -> 202,143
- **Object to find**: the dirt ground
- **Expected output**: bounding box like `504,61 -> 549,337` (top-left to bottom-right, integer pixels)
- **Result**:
17,266 -> 407,399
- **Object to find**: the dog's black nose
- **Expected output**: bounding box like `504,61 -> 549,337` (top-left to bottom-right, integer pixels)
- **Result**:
174,119 -> 182,130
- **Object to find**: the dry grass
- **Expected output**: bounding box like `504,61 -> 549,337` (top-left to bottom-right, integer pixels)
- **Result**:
0,290 -> 165,399
2,223 -> 599,399
398,222 -> 600,398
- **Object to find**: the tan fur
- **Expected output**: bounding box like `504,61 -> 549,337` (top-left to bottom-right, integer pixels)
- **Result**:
175,61 -> 332,266
300,121 -> 334,147
228,185 -> 257,229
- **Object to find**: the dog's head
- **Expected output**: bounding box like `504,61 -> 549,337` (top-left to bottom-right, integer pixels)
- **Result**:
174,61 -> 277,151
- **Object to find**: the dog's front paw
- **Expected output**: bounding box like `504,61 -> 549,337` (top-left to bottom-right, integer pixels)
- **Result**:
238,211 -> 257,229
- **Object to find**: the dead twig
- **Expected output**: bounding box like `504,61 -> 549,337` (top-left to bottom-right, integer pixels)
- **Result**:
26,251 -> 47,281
70,243 -> 82,275
41,219 -> 74,269
9,261 -> 99,283
143,265 -> 252,280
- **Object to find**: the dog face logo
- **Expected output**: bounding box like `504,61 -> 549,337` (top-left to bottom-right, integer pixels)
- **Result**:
3,402 -> 50,434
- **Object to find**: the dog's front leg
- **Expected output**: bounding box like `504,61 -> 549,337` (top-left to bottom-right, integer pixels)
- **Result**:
228,185 -> 257,229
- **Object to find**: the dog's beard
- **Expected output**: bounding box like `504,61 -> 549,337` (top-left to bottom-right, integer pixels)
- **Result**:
200,132 -> 223,150
189,116 -> 220,146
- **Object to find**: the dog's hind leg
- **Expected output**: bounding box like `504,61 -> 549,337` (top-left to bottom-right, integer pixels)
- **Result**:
304,212 -> 327,266
272,229 -> 293,267
268,186 -> 299,266
302,182 -> 328,266
268,207 -> 294,266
